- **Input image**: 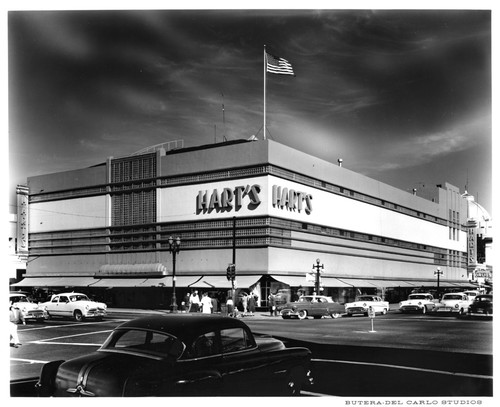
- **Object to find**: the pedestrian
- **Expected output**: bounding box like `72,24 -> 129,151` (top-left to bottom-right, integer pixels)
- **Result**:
268,293 -> 276,316
241,293 -> 249,313
226,296 -> 234,316
9,303 -> 25,348
181,292 -> 190,312
211,295 -> 218,313
200,292 -> 212,314
189,290 -> 201,312
248,293 -> 256,314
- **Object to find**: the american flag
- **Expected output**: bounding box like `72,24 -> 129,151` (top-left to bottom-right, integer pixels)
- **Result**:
266,52 -> 295,76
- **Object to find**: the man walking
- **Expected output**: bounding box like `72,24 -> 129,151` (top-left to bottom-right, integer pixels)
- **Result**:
9,303 -> 25,348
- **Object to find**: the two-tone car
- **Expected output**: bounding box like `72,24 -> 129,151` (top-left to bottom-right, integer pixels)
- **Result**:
9,292 -> 47,322
280,295 -> 345,319
36,314 -> 313,397
345,295 -> 390,317
433,292 -> 471,315
399,293 -> 436,314
40,292 -> 107,321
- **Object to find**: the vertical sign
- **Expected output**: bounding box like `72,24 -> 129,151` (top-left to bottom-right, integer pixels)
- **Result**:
16,185 -> 29,256
467,225 -> 477,267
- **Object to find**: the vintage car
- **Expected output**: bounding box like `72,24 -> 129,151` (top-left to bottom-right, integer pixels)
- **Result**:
36,314 -> 313,397
467,294 -> 493,316
280,295 -> 345,319
399,293 -> 436,314
345,295 -> 390,316
463,290 -> 481,302
40,292 -> 107,321
433,292 -> 471,315
9,292 -> 47,322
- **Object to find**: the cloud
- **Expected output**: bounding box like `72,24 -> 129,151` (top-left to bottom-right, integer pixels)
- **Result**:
361,112 -> 491,173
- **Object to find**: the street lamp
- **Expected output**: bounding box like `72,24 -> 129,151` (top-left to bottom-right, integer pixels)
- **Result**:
313,258 -> 324,294
434,267 -> 443,299
168,236 -> 181,312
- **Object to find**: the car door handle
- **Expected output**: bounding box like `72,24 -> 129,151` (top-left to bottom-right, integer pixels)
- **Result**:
175,372 -> 222,385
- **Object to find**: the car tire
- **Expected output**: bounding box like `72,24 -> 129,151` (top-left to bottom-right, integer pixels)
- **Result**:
422,306 -> 427,314
381,308 -> 388,315
297,310 -> 308,320
330,312 -> 340,319
74,310 -> 84,322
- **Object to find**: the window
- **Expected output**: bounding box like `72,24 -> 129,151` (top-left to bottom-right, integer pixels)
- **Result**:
220,328 -> 252,353
189,332 -> 219,358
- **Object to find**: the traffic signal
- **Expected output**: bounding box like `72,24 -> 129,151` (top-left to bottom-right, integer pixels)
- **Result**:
226,264 -> 236,281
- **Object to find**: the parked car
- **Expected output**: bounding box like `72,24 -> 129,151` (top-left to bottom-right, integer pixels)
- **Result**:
9,292 -> 46,322
280,295 -> 345,319
463,290 -> 481,302
345,295 -> 390,316
467,294 -> 493,316
36,314 -> 313,397
399,293 -> 436,314
433,292 -> 471,315
40,292 -> 107,321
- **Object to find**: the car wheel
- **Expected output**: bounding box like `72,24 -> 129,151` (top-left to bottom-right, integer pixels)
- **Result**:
458,308 -> 466,316
381,308 -> 388,315
421,306 -> 427,314
330,312 -> 340,319
73,310 -> 84,322
285,367 -> 305,396
298,310 -> 308,320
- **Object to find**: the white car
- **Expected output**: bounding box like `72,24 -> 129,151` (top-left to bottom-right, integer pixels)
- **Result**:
345,295 -> 390,316
434,292 -> 471,315
41,292 -> 107,321
399,293 -> 436,314
9,292 -> 47,322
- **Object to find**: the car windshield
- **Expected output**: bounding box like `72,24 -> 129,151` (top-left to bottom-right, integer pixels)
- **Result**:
476,296 -> 492,302
10,296 -> 29,303
357,296 -> 376,301
409,295 -> 429,300
69,294 -> 90,302
298,297 -> 313,303
100,329 -> 185,360
443,295 -> 463,300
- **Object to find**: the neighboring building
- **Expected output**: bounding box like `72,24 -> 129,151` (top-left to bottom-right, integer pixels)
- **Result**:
11,139 -> 489,307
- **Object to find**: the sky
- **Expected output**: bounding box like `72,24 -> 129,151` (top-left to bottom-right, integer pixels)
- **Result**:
6,7 -> 493,215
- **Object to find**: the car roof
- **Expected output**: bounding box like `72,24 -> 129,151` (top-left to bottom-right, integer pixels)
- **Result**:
116,314 -> 249,342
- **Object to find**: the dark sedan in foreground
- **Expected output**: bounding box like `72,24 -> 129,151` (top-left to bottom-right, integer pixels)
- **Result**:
35,314 -> 313,397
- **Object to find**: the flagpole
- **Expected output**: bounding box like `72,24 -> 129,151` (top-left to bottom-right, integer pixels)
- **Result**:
263,45 -> 266,141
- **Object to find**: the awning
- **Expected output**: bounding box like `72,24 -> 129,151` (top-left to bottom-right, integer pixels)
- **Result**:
141,276 -> 201,288
233,275 -> 262,288
189,276 -> 233,289
322,277 -> 357,288
368,279 -> 417,288
271,275 -> 314,287
96,263 -> 167,278
10,276 -> 98,287
91,278 -> 151,288
336,278 -> 378,287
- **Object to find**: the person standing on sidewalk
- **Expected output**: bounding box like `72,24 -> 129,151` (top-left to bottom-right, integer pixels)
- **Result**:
9,303 -> 25,348
268,293 -> 276,316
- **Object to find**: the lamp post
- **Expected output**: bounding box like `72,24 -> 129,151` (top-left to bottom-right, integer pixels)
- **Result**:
313,258 -> 324,294
434,267 -> 443,299
168,236 -> 181,312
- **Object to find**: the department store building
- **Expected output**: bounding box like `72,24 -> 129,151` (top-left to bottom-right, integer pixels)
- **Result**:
13,139 -> 487,308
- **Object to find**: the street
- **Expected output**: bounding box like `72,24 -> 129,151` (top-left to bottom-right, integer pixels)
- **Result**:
10,309 -> 493,397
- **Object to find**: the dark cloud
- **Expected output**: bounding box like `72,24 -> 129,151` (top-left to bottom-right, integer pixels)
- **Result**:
8,9 -> 492,213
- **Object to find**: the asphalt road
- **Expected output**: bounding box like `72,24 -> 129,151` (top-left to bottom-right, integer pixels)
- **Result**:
9,309 -> 493,397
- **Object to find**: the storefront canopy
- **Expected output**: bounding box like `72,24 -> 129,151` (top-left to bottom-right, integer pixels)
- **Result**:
97,263 -> 167,277
10,276 -> 98,288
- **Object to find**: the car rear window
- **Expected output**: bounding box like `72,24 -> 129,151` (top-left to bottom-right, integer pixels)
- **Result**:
101,329 -> 184,359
